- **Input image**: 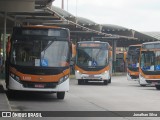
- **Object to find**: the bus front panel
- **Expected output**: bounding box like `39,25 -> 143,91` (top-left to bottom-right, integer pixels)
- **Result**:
6,27 -> 70,92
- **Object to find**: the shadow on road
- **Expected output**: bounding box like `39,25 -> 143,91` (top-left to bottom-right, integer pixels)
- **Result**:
77,81 -> 112,86
6,90 -> 60,102
0,84 -> 5,93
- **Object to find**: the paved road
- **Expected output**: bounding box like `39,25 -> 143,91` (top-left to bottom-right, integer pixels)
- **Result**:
5,76 -> 160,120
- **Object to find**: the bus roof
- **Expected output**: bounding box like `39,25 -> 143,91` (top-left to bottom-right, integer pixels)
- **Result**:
12,25 -> 70,38
142,41 -> 160,49
142,41 -> 160,45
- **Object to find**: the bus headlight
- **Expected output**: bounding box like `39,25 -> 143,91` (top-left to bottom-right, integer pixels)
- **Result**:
10,73 -> 20,82
59,75 -> 69,84
76,70 -> 80,73
102,71 -> 108,75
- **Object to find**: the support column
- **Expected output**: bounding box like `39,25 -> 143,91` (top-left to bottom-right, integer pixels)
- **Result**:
0,33 -> 1,54
2,11 -> 7,74
112,40 -> 117,73
3,12 -> 7,61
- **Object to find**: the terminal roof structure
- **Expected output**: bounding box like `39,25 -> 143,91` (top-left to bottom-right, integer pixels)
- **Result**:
0,1 -> 159,47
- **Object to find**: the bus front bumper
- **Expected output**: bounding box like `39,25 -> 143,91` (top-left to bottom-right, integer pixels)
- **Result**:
8,76 -> 69,92
139,74 -> 149,85
75,70 -> 110,81
127,73 -> 139,81
146,80 -> 160,85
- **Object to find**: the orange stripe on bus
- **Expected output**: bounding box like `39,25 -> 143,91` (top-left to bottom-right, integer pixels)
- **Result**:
75,65 -> 110,74
9,67 -> 70,82
127,68 -> 139,76
139,69 -> 160,79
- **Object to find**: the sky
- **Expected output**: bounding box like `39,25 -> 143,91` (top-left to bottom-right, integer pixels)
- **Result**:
52,0 -> 160,32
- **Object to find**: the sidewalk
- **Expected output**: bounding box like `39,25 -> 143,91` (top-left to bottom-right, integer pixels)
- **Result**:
0,80 -> 12,111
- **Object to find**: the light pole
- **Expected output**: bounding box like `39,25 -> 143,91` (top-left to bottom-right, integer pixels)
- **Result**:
61,0 -> 64,9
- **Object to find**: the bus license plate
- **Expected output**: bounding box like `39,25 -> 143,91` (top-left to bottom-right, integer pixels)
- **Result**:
35,84 -> 45,88
152,82 -> 158,85
89,75 -> 94,78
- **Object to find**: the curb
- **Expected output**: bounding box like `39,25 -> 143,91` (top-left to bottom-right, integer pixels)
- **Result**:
0,80 -> 12,111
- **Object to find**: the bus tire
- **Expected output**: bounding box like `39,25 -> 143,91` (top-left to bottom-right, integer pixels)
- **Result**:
155,85 -> 160,90
5,61 -> 9,89
108,78 -> 111,83
140,84 -> 146,87
78,79 -> 84,85
5,76 -> 9,89
103,80 -> 108,85
57,92 -> 65,99
6,89 -> 16,99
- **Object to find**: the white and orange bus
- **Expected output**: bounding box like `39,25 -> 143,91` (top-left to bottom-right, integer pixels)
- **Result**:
139,41 -> 160,88
75,41 -> 112,85
5,25 -> 71,99
126,44 -> 141,81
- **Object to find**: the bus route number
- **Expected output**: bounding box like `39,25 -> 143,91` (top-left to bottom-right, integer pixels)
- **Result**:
22,76 -> 31,80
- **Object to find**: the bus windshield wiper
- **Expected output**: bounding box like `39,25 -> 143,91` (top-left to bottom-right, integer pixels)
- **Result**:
43,38 -> 57,51
41,38 -> 57,58
95,47 -> 103,60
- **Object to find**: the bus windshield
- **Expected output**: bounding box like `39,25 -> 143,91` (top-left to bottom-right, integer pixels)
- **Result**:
140,50 -> 160,71
127,46 -> 140,70
10,39 -> 69,67
76,47 -> 108,67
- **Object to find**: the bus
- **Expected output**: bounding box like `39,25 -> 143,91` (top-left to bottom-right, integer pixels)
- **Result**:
126,44 -> 141,81
139,41 -> 160,89
5,25 -> 71,99
75,41 -> 112,85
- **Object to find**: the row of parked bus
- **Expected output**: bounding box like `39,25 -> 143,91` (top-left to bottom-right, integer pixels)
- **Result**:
127,42 -> 160,90
5,25 -> 112,100
5,25 -> 159,100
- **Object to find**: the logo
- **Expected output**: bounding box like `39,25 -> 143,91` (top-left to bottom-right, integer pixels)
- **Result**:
41,59 -> 48,67
1,112 -> 42,118
92,61 -> 97,66
2,112 -> 11,117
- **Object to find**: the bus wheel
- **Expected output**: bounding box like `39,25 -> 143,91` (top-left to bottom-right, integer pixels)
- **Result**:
103,80 -> 108,85
108,78 -> 111,83
140,84 -> 146,87
57,92 -> 65,99
155,85 -> 160,90
78,79 -> 84,85
6,89 -> 15,99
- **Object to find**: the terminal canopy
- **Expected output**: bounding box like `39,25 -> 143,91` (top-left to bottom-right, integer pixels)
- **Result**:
0,1 -> 159,47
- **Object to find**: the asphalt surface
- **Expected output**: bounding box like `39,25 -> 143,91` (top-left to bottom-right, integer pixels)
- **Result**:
1,75 -> 160,120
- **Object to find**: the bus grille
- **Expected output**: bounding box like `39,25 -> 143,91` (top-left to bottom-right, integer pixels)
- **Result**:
146,80 -> 160,84
21,81 -> 58,88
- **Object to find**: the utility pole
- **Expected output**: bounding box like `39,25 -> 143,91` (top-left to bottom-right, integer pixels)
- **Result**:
61,0 -> 64,9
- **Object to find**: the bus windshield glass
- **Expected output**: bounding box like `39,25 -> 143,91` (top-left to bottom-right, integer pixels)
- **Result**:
76,47 -> 108,67
140,50 -> 160,71
10,39 -> 69,67
127,46 -> 141,70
